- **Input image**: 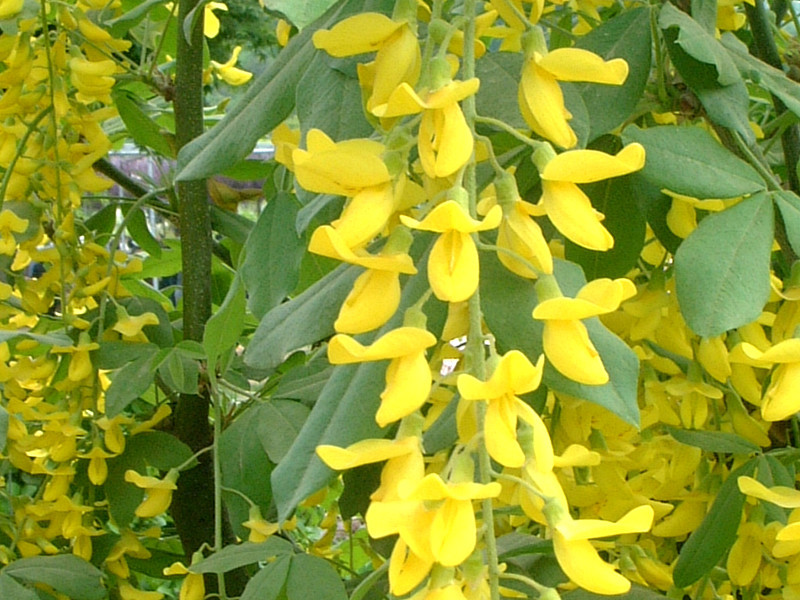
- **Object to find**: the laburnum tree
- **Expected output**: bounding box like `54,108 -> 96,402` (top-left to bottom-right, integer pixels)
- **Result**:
4,0 -> 800,599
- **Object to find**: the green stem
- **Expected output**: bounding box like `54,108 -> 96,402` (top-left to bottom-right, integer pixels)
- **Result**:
475,115 -> 542,150
350,562 -> 390,600
463,3 -> 500,599
0,106 -> 52,209
500,572 -> 551,594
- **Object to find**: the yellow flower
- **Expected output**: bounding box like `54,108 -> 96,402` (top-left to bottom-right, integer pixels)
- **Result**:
242,506 -> 279,543
457,350 -> 545,467
737,339 -> 800,421
164,562 -> 205,600
533,277 -> 636,384
119,583 -> 164,600
374,79 -> 480,178
313,13 -> 421,115
0,209 -> 28,255
124,469 -> 179,518
271,122 -> 300,170
78,445 -> 116,485
546,502 -> 654,594
738,476 -> 800,508
401,199 -> 502,302
398,474 -> 501,566
537,143 -> 645,251
0,0 -> 23,20
309,226 -> 417,334
519,45 -> 628,149
203,2 -> 227,38
113,310 -> 159,339
328,328 -> 437,426
211,46 -> 252,86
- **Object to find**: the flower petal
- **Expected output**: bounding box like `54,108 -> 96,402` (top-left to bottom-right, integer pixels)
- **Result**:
328,327 -> 436,363
312,13 -> 403,57
542,319 -> 609,385
537,48 -> 629,85
553,532 -> 632,595
378,352 -> 432,426
541,143 -> 645,184
519,57 -> 576,149
428,230 -> 480,302
540,180 -> 614,251
738,475 -> 800,507
336,270 -> 401,334
316,437 -> 416,470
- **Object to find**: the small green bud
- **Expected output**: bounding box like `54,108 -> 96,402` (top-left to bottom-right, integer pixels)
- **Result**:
495,171 -> 519,209
521,26 -> 548,58
429,56 -> 452,89
447,185 -> 469,210
534,273 -> 562,302
531,142 -> 557,172
428,18 -> 452,44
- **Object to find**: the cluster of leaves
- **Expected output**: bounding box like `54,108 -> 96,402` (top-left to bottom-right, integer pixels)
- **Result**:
4,0 -> 800,599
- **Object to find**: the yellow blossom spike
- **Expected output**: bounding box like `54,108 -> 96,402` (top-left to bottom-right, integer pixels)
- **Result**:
738,475 -> 800,507
541,143 -> 646,184
537,48 -> 629,84
312,13 -> 404,57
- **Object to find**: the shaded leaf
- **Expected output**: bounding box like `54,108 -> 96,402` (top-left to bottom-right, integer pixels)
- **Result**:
287,553 -> 348,600
204,274 -> 245,375
4,555 -> 105,600
240,553 -> 291,600
666,425 -> 760,454
114,92 -> 175,157
190,539 -> 293,574
675,193 -> 773,337
242,193 -> 304,319
774,190 -> 800,257
263,0 -> 340,29
673,458 -> 757,586
257,400 -> 311,463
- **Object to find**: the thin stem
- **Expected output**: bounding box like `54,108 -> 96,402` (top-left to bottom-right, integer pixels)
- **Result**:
350,562 -> 390,600
477,241 -> 545,279
500,572 -> 551,594
212,382 -> 226,599
475,115 -> 542,150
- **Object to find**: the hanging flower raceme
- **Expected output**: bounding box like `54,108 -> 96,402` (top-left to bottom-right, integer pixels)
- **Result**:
534,142 -> 646,250
294,129 -> 395,250
518,28 -> 629,149
457,350 -> 546,467
312,7 -> 421,116
401,191 -> 502,302
533,276 -> 637,384
328,327 -> 437,426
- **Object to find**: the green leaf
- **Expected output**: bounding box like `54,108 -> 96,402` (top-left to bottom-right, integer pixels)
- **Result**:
85,203 -> 118,237
287,553 -> 348,600
660,5 -> 753,143
190,539 -> 293,574
177,0 -> 369,181
114,92 -> 175,157
134,431 -> 196,471
273,351 -> 333,403
629,173 -> 683,254
565,173 -> 646,279
675,192 -> 774,337
296,54 -> 373,140
211,205 -> 255,245
691,0 -> 717,33
270,244 -> 435,520
774,190 -> 800,256
204,274 -> 245,375
0,573 -> 38,600
622,125 -> 765,198
125,206 -> 162,259
481,254 -> 640,426
665,425 -> 760,454
263,0 -> 339,29
0,329 -> 71,347
257,400 -> 311,463
573,6 -> 653,141
673,458 -> 757,587
721,33 -> 800,119
659,3 -> 738,85
244,264 -> 359,371
242,193 -> 304,319
4,555 -> 105,600
93,341 -> 159,370
240,553 -> 291,600
475,52 -> 527,130
221,407 -> 275,538
158,349 -> 199,395
105,348 -> 160,417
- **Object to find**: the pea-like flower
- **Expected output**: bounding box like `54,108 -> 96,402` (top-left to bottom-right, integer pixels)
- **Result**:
457,350 -> 545,467
328,327 -> 437,426
736,339 -> 800,421
533,277 -> 636,385
401,199 -> 502,302
537,143 -> 646,251
124,468 -> 179,518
